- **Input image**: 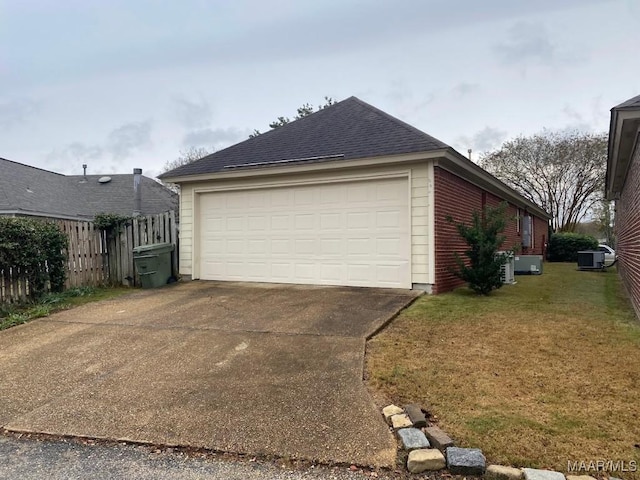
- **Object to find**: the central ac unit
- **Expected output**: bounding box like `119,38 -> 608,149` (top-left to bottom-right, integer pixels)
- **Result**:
497,251 -> 515,284
514,255 -> 543,275
577,250 -> 606,270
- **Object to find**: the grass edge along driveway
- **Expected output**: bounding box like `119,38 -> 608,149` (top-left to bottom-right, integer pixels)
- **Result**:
367,263 -> 640,478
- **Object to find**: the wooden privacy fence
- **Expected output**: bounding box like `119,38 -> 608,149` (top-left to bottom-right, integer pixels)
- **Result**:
0,267 -> 31,304
104,211 -> 178,287
0,211 -> 178,303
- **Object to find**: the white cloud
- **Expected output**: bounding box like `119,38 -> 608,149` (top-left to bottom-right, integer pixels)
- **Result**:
494,22 -> 556,66
455,127 -> 508,158
173,96 -> 213,130
0,98 -> 40,128
106,120 -> 152,159
182,127 -> 248,148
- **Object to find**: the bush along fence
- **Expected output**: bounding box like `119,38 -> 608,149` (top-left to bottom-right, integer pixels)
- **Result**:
0,211 -> 178,303
547,232 -> 598,262
0,217 -> 67,303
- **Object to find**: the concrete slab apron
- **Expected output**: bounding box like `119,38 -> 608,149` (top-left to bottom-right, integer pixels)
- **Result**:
0,283 -> 418,467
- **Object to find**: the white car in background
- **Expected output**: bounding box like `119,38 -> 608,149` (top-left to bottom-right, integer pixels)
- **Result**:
598,244 -> 616,265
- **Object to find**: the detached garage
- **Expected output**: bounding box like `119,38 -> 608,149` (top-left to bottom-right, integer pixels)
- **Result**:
160,97 -> 549,293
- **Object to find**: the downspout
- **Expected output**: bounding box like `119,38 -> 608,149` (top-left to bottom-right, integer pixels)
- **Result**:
133,168 -> 142,216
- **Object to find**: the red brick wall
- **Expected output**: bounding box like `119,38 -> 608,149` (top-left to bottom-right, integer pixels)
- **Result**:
434,167 -> 547,293
615,137 -> 640,318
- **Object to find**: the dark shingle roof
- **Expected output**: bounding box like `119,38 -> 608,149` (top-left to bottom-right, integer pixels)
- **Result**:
160,96 -> 449,178
0,158 -> 177,220
613,94 -> 640,110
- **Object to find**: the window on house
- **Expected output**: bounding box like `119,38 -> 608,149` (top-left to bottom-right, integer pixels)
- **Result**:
516,208 -> 521,234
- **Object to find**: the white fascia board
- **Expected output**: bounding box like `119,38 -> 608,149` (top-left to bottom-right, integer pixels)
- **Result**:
607,109 -> 640,199
160,151 -> 446,184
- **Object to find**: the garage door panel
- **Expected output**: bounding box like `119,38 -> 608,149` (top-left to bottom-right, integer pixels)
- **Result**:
247,262 -> 269,279
247,215 -> 267,231
294,214 -> 315,230
347,238 -> 370,255
295,263 -> 315,279
346,212 -> 370,229
320,213 -> 341,229
199,178 -> 411,288
294,189 -> 314,206
377,238 -> 401,256
271,262 -> 293,278
270,215 -> 289,230
320,263 -> 344,281
247,239 -> 266,254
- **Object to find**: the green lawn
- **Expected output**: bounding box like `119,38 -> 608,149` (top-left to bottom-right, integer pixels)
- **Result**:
367,263 -> 640,477
0,286 -> 132,331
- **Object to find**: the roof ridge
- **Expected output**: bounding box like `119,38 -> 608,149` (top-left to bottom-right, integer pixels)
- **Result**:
171,98 -> 351,173
159,95 -> 452,179
0,157 -> 65,176
253,96 -> 346,133
68,173 -> 135,178
347,97 -> 448,148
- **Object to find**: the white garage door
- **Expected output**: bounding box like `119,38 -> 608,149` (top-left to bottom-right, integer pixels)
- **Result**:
198,177 -> 410,288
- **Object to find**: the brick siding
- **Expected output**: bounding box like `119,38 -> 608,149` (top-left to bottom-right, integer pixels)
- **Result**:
433,167 -> 547,293
615,137 -> 640,318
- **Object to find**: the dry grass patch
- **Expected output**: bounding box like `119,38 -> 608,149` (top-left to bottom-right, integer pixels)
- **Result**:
367,263 -> 640,476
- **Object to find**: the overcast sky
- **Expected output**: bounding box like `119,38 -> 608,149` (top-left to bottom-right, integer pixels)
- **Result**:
1,0 -> 639,179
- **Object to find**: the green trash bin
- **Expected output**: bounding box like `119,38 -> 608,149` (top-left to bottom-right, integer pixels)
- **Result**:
132,243 -> 175,288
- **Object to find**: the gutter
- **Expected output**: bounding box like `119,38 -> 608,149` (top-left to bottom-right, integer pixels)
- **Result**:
161,148 -> 551,220
0,209 -> 94,222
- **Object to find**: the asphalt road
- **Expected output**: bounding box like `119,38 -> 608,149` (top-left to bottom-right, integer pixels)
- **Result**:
0,435 -> 410,480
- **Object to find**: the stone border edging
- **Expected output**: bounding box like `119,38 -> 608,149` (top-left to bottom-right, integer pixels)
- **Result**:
383,403 -> 593,480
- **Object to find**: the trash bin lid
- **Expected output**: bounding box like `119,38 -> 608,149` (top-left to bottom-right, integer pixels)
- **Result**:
132,242 -> 175,254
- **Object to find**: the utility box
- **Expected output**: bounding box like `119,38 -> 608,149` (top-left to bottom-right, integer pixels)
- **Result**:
514,255 -> 543,275
577,250 -> 605,270
497,251 -> 516,284
132,243 -> 175,288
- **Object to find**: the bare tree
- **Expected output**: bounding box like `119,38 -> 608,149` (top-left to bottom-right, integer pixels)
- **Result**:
480,130 -> 607,232
161,146 -> 213,174
250,97 -> 337,137
593,199 -> 615,247
159,146 -> 214,192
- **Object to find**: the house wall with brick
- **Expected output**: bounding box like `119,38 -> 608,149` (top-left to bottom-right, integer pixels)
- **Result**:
615,136 -> 640,318
433,166 -> 547,293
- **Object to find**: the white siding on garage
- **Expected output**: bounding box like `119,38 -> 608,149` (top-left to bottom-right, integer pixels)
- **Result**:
410,163 -> 433,286
179,183 -> 195,275
198,177 -> 410,288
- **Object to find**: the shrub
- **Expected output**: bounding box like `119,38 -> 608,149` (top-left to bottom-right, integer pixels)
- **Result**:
446,203 -> 512,295
93,213 -> 130,233
547,233 -> 598,262
0,217 -> 68,297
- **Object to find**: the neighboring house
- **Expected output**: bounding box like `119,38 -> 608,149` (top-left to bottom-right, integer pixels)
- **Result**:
0,158 -> 178,221
606,94 -> 640,317
160,96 -> 549,293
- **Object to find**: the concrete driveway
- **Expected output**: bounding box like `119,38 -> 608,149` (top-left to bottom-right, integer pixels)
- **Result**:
0,282 -> 419,467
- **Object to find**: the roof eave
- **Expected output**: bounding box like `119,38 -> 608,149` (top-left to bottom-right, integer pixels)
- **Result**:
439,148 -> 552,220
0,209 -> 94,221
160,150 -> 449,184
606,107 -> 640,200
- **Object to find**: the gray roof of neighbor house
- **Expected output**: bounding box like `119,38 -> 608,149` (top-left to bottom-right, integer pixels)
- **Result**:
159,96 -> 449,178
0,158 -> 178,220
